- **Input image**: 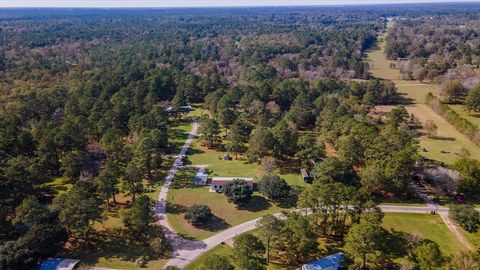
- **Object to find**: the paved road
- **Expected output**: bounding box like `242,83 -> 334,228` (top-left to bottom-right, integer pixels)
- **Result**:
164,204 -> 453,269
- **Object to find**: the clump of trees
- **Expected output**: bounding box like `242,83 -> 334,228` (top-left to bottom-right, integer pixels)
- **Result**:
385,18 -> 480,81
0,196 -> 68,270
256,212 -> 318,265
465,84 -> 480,114
224,179 -> 253,206
233,234 -> 266,270
453,158 -> 480,199
257,175 -> 290,202
450,204 -> 480,233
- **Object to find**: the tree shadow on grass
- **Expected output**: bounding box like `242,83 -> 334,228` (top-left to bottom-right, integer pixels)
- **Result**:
429,135 -> 456,141
170,168 -> 197,189
277,186 -> 302,208
63,236 -> 151,266
395,92 -> 415,105
185,147 -> 205,155
239,195 -> 271,212
166,202 -> 188,215
277,158 -> 302,175
196,215 -> 230,232
382,229 -> 409,260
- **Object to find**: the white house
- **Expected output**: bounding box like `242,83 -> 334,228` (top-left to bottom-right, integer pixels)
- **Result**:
209,177 -> 253,192
194,172 -> 208,186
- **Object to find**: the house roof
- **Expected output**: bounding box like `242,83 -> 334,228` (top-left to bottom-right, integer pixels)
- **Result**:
211,177 -> 253,183
302,252 -> 344,270
39,258 -> 81,270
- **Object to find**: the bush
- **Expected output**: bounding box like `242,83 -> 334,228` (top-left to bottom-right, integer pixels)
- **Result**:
258,175 -> 290,201
450,204 -> 480,233
184,204 -> 213,226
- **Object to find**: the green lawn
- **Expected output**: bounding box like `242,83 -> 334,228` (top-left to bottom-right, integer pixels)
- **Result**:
450,104 -> 480,127
167,186 -> 285,240
382,213 -> 465,256
184,244 -> 234,270
64,239 -> 167,270
459,228 -> 480,248
167,134 -> 305,240
187,138 -> 305,186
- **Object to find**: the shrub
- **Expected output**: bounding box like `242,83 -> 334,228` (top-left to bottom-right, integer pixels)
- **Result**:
184,204 -> 213,226
450,204 -> 480,233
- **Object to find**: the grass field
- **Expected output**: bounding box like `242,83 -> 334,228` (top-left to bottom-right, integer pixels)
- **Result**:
167,186 -> 286,240
366,25 -> 480,164
184,244 -> 234,270
459,226 -> 480,249
166,129 -> 306,240
382,213 -> 465,256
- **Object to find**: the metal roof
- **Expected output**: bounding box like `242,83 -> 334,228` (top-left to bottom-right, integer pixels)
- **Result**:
302,252 -> 344,270
211,177 -> 253,182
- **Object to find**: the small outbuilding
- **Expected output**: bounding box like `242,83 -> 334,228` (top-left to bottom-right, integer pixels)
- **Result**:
194,172 -> 209,186
302,252 -> 344,270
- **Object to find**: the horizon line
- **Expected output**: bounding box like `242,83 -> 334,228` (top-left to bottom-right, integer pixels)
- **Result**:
1,1 -> 478,9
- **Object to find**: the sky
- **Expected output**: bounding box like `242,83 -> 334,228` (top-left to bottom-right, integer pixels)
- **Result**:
0,0 -> 476,8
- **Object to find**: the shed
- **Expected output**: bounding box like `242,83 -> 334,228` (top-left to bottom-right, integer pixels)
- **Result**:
302,252 -> 344,270
194,172 -> 208,185
39,258 -> 81,270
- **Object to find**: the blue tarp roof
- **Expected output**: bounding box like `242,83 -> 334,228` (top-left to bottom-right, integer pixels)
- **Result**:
302,252 -> 344,270
39,258 -> 80,270
39,258 -> 63,270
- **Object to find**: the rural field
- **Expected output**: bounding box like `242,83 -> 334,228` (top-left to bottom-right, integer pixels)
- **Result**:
166,132 -> 305,240
450,104 -> 480,127
367,26 -> 480,164
382,213 -> 465,256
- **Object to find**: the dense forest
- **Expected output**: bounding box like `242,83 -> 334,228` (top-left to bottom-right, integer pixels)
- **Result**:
2,4 -> 480,270
385,17 -> 480,85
